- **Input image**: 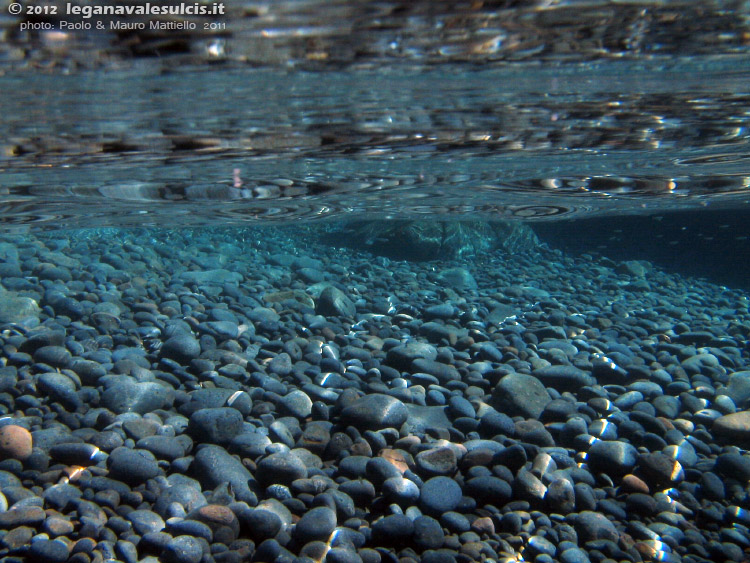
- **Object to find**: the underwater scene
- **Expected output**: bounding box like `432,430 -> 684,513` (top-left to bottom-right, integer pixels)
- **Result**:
1,2 -> 750,563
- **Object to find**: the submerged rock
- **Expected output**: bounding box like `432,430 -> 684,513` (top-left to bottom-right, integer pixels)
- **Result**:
337,220 -> 538,260
179,269 -> 242,285
491,373 -> 551,419
713,411 -> 750,445
0,290 -> 40,325
438,267 -> 477,290
340,394 -> 409,430
316,286 -> 356,317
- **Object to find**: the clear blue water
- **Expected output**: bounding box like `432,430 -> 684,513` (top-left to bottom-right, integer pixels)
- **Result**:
0,1 -> 749,282
1,57 -> 749,228
3,43 -> 750,285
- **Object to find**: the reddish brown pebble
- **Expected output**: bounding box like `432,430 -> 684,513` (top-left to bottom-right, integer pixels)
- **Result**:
380,449 -> 410,474
462,448 -> 495,468
0,425 -> 33,461
188,504 -> 240,542
621,474 -> 650,494
657,417 -> 675,431
471,516 -> 495,535
350,438 -> 372,457
194,504 -> 236,526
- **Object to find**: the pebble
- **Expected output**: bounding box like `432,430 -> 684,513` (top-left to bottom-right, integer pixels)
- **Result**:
1,526 -> 34,549
420,476 -> 462,515
192,445 -> 256,504
560,547 -> 591,563
37,372 -> 81,409
491,373 -> 551,418
240,508 -> 283,541
715,452 -> 750,481
438,267 -> 476,290
478,410 -> 515,437
107,447 -> 163,484
527,535 -> 557,558
415,446 -> 457,476
43,483 -> 82,510
372,513 -> 414,545
0,425 -> 33,461
279,389 -> 313,419
382,476 -> 421,506
637,452 -> 684,488
574,511 -> 619,543
700,471 -> 725,500
256,451 -> 308,486
162,535 -> 205,563
340,394 -> 409,430
168,519 -> 211,542
160,334 -> 202,364
413,515 -> 445,549
186,504 -> 239,542
293,505 -> 337,544
101,380 -> 171,414
721,371 -> 750,408
127,509 -> 165,534
712,411 -> 750,445
546,477 -> 576,513
316,286 -> 356,317
534,365 -> 595,391
33,345 -> 72,368
0,505 -> 46,527
586,440 -> 638,477
27,538 -> 69,563
385,341 -> 438,370
465,475 -> 511,507
136,435 -> 186,461
187,407 -> 243,444
412,358 -> 460,385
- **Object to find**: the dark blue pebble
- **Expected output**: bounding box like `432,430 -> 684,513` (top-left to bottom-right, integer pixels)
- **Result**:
239,508 -> 283,540
293,506 -> 337,544
326,547 -> 363,563
187,407 -> 243,445
27,539 -> 69,562
115,540 -> 138,563
421,550 -> 457,563
107,447 -> 162,485
413,515 -> 444,550
447,396 -> 475,419
256,451 -> 308,486
372,514 -> 414,545
191,445 -> 256,505
439,512 -> 470,534
420,476 -> 462,515
136,435 -> 186,461
365,457 -> 402,487
464,476 -> 511,507
167,518 -> 213,542
162,535 -> 204,563
126,509 -> 165,535
160,334 -> 201,364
